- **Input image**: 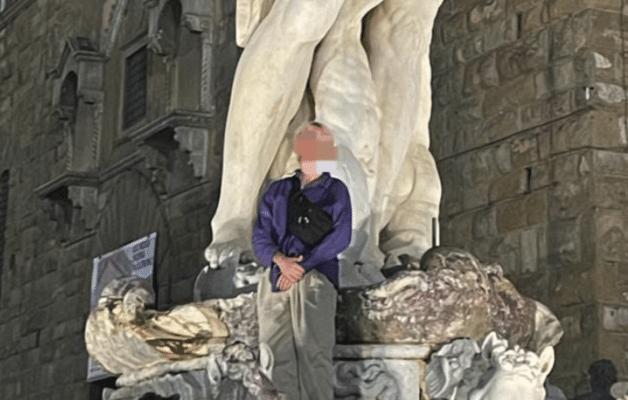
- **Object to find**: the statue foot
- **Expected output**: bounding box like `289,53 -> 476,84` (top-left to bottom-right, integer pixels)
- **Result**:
204,238 -> 254,270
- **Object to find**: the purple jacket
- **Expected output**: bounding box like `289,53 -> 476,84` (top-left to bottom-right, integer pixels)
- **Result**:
252,171 -> 352,290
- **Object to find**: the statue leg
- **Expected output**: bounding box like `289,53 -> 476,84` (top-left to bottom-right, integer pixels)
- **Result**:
379,143 -> 441,267
205,0 -> 345,269
364,0 -> 443,265
309,0 -> 385,286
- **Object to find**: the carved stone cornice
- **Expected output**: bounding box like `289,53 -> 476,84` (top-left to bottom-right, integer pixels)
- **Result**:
126,111 -> 214,144
34,171 -> 99,199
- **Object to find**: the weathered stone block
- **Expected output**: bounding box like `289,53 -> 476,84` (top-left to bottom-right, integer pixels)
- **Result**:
512,136 -> 539,167
597,331 -> 628,376
560,315 -> 582,339
469,0 -> 506,27
596,209 -> 628,262
548,179 -> 591,221
484,108 -> 519,142
448,212 -> 474,249
592,150 -> 628,175
517,4 -> 546,35
496,29 -> 549,79
580,9 -> 623,53
595,261 -> 628,304
602,306 -> 628,331
489,170 -> 526,201
442,12 -> 468,43
530,161 -> 550,191
430,43 -> 454,74
25,308 -> 48,333
594,82 -> 626,104
454,35 -> 484,63
551,152 -> 589,184
486,14 -> 519,51
549,0 -> 622,20
497,198 -> 526,233
18,331 -> 38,352
521,227 -> 538,273
548,219 -> 581,267
484,74 -> 536,117
472,207 -> 498,239
594,177 -> 628,210
489,231 -> 521,275
492,142 -> 511,173
497,190 -> 547,233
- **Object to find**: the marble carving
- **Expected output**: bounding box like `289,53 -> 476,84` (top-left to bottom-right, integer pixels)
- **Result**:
333,360 -> 400,399
86,277 -> 279,399
426,332 -> 555,400
204,0 -> 444,287
85,277 -> 229,374
87,248 -> 563,399
336,248 -> 564,349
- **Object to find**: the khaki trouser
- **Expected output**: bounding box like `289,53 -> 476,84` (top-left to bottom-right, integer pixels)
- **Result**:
257,269 -> 337,400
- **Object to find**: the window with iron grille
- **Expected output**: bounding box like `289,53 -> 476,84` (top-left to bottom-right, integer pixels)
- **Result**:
0,171 -> 8,302
123,46 -> 148,129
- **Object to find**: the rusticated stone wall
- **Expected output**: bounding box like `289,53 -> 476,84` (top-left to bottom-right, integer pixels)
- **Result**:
431,0 -> 628,395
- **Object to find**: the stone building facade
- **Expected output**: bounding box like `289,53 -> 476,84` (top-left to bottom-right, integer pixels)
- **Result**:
0,0 -> 626,398
0,0 -> 238,398
432,0 -> 628,394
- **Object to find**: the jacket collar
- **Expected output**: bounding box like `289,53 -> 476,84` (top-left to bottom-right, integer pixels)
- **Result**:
294,169 -> 330,189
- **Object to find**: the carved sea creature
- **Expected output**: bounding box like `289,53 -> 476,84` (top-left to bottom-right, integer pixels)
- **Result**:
426,332 -> 555,400
336,248 -> 563,349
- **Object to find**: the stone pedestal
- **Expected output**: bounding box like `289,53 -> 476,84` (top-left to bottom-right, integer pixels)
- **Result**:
102,370 -> 213,400
332,344 -> 431,399
101,344 -> 432,400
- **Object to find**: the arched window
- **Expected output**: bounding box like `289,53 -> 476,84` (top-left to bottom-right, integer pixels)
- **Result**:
0,170 -> 9,302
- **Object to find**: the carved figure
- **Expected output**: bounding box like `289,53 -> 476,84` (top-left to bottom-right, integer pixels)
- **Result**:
87,278 -> 286,399
85,277 -> 229,375
204,0 -> 444,287
334,360 -> 400,400
426,339 -> 480,399
336,248 -> 564,348
426,332 -> 555,400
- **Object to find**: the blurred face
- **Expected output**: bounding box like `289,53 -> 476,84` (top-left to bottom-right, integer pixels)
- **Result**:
294,124 -> 337,175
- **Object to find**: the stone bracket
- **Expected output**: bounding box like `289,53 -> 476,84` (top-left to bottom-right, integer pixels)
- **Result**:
128,111 -> 213,180
34,171 -> 101,237
173,126 -> 208,178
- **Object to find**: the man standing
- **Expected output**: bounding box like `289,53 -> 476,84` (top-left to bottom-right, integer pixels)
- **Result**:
253,123 -> 352,400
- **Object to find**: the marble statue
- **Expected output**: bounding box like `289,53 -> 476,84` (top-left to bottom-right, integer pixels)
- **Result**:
336,248 -> 564,349
204,0 -> 444,287
88,277 -> 287,399
88,248 -> 565,399
85,277 -> 229,375
426,332 -> 555,400
334,360 -> 400,399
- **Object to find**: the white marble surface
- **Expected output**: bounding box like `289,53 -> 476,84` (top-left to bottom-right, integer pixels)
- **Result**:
426,332 -> 555,400
334,344 -> 431,360
205,0 -> 445,287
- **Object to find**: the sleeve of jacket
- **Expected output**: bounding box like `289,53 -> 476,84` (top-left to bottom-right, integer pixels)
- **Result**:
300,180 -> 352,270
252,182 -> 280,267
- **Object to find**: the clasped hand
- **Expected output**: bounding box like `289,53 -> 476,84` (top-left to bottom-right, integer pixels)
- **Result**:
273,252 -> 305,291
